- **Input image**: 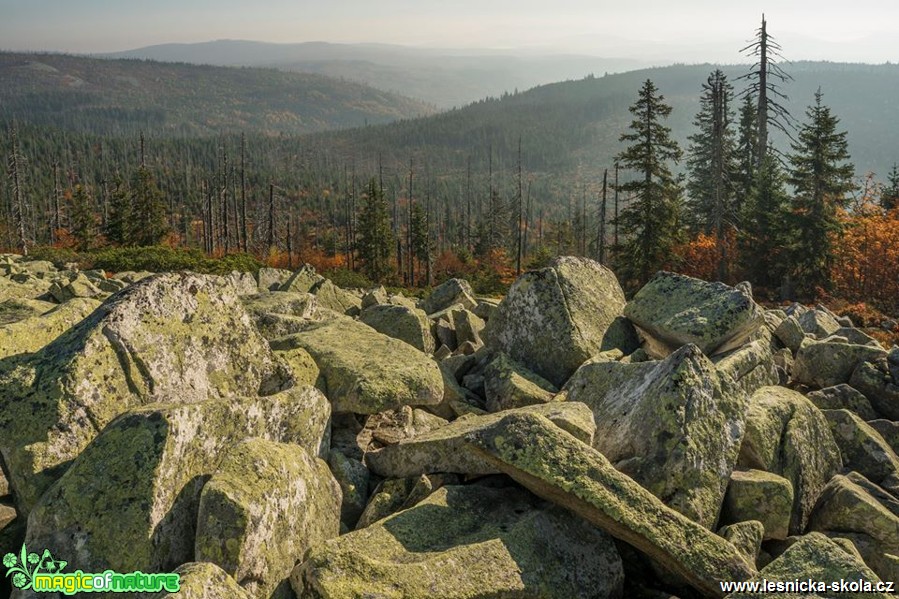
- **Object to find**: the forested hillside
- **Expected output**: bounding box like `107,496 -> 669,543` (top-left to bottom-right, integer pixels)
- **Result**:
0,52 -> 435,136
101,40 -> 650,108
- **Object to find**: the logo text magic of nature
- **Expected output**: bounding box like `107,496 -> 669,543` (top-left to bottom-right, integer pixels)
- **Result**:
3,545 -> 180,595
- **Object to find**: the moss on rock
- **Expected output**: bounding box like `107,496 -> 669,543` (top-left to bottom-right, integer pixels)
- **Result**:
195,438 -> 341,599
270,318 -> 443,414
360,303 -> 434,353
294,484 -> 625,599
721,470 -> 793,540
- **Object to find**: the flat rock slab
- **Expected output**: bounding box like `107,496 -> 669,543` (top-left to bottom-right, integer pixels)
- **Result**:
271,317 -> 443,414
365,401 -> 596,478
624,271 -> 764,358
565,344 -> 749,528
463,411 -> 756,598
484,256 -> 630,387
293,484 -> 625,599
23,386 -> 330,574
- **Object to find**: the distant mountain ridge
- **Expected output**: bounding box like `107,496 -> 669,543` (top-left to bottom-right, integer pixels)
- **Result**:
0,52 -> 436,137
99,40 -> 652,108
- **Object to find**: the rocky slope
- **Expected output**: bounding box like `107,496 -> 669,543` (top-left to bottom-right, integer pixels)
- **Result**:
0,254 -> 897,598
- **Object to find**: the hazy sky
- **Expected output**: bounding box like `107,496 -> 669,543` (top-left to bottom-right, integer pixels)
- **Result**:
2,0 -> 898,63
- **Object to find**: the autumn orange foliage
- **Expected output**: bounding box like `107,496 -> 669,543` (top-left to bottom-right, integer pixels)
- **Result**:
831,208 -> 899,313
670,230 -> 739,284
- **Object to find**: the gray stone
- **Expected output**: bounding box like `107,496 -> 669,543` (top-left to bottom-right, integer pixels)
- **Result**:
807,384 -> 878,421
483,352 -> 558,412
565,344 -> 748,528
738,386 -> 842,534
793,340 -> 886,389
293,485 -> 625,599
360,303 -> 434,353
624,271 -> 764,359
484,256 -> 630,387
195,438 -> 341,599
270,318 -> 443,414
824,409 -> 899,486
850,359 -> 899,420
721,469 -> 793,540
420,278 -> 477,314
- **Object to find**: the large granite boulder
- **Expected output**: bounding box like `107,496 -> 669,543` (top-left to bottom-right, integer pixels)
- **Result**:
484,256 -> 632,387
293,484 -> 625,599
565,344 -> 749,528
463,411 -> 756,597
849,357 -> 899,420
147,562 -> 251,599
624,271 -> 764,359
22,386 -> 330,574
823,409 -> 899,487
195,438 -> 341,599
0,273 -> 285,512
807,384 -> 878,421
270,317 -> 443,414
482,352 -> 558,412
737,387 -> 842,534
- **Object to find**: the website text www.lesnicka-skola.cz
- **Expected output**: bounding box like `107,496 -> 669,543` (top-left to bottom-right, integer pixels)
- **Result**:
720,578 -> 895,594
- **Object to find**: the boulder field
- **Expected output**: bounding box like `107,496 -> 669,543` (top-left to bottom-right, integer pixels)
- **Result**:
0,254 -> 897,598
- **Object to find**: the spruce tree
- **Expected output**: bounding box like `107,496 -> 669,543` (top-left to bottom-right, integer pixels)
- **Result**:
787,90 -> 855,295
740,153 -> 791,290
356,178 -> 395,283
614,79 -> 684,288
130,166 -> 169,246
105,174 -> 132,245
735,94 -> 759,212
69,184 -> 96,251
409,201 -> 433,286
686,70 -> 738,279
881,163 -> 899,211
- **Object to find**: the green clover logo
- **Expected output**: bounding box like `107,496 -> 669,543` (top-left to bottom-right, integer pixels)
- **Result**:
3,544 -> 65,590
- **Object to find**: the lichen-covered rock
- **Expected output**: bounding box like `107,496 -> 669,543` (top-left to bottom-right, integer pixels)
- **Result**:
355,473 -> 459,530
312,279 -> 362,316
474,297 -> 501,321
48,272 -> 102,303
23,387 -> 330,574
327,450 -> 370,528
0,297 -> 55,325
360,303 -> 434,353
793,340 -> 886,389
195,438 -> 341,599
849,359 -> 899,420
0,273 -> 285,512
798,308 -> 842,338
146,562 -> 252,599
270,318 -> 443,414
274,345 -> 321,390
257,267 -> 292,292
807,384 -> 878,421
725,533 -> 887,598
420,278 -> 477,314
824,409 -> 899,486
361,285 -> 388,309
483,352 -> 558,412
0,297 -> 100,359
484,256 -> 630,387
869,420 -> 899,454
0,500 -> 15,531
721,470 -> 793,540
452,308 -> 485,346
774,315 -> 808,353
827,531 -> 899,587
624,271 -> 764,359
360,406 -> 448,449
738,387 -> 842,535
807,473 -> 899,554
463,412 -> 756,597
293,484 -> 625,599
242,291 -> 317,320
718,520 -> 764,565
279,264 -> 324,293
713,340 -> 779,396
365,401 -> 596,479
565,344 -> 749,528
